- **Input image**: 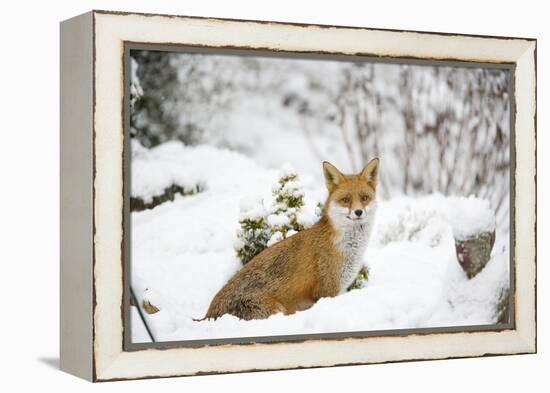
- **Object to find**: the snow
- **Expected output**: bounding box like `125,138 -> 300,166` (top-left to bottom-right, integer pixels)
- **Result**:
142,288 -> 163,308
280,181 -> 303,198
131,142 -> 509,343
278,162 -> 298,179
375,195 -> 497,244
131,308 -> 151,343
131,141 -> 270,203
238,195 -> 268,221
267,213 -> 290,227
266,231 -> 284,247
440,196 -> 496,240
286,229 -> 298,237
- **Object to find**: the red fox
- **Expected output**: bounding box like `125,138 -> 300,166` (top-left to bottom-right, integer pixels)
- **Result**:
202,159 -> 379,321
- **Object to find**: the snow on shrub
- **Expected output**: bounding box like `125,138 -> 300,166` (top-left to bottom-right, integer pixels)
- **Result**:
235,196 -> 271,265
267,164 -> 309,246
235,164 -> 319,263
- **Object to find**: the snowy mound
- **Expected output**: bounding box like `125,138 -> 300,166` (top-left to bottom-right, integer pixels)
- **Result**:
441,196 -> 496,240
130,142 -> 509,343
131,140 -> 264,203
374,195 -> 497,244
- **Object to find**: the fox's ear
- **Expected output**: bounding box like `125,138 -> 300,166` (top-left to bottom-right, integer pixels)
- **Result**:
323,161 -> 344,192
360,158 -> 379,187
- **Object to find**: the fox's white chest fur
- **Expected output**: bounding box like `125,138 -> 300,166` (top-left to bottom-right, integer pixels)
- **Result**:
330,202 -> 377,293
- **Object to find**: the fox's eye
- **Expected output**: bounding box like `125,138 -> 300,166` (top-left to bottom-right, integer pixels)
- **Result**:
361,195 -> 369,202
341,197 -> 351,204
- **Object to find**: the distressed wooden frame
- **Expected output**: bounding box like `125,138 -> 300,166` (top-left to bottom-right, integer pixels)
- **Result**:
60,10 -> 537,382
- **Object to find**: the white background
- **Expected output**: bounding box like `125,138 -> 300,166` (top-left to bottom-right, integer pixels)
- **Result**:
0,0 -> 545,391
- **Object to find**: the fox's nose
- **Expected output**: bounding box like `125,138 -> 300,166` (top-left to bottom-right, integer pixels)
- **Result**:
354,209 -> 363,217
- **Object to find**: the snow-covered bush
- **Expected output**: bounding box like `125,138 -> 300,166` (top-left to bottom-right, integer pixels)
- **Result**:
235,196 -> 271,265
235,165 -> 315,263
266,164 -> 308,246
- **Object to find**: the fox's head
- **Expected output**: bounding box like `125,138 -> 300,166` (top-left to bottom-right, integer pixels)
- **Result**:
322,159 -> 379,224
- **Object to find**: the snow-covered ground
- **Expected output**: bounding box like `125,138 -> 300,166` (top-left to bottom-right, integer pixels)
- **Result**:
130,141 -> 509,343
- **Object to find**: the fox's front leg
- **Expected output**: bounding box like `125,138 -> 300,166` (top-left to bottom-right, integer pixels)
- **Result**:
312,260 -> 342,301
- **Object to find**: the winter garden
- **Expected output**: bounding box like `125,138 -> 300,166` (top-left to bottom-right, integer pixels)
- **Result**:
128,50 -> 511,343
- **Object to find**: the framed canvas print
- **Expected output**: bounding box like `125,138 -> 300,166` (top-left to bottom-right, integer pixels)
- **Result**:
60,10 -> 537,381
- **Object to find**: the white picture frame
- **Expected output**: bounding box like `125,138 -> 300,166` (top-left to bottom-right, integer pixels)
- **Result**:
60,10 -> 536,381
